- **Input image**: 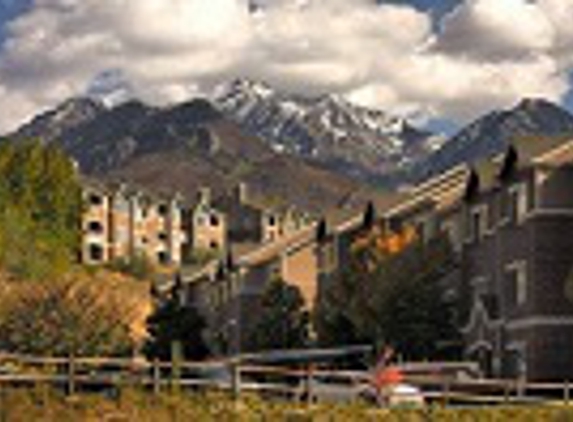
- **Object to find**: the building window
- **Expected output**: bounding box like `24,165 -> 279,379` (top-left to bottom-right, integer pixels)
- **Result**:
113,197 -> 129,212
268,215 -> 276,226
210,241 -> 219,250
441,220 -> 459,249
158,204 -> 168,216
508,183 -> 528,224
158,251 -> 170,265
87,221 -> 103,234
210,214 -> 220,226
506,261 -> 527,306
467,206 -> 487,242
158,232 -> 168,241
88,193 -> 103,206
88,244 -> 104,262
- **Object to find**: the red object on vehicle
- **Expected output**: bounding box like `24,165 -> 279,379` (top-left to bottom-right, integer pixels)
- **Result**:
374,365 -> 404,389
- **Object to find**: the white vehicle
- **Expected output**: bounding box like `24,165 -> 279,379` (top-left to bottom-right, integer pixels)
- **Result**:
382,383 -> 425,407
295,372 -> 371,404
295,372 -> 425,407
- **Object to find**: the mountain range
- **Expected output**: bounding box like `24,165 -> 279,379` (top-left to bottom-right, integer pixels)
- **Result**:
214,79 -> 443,183
4,80 -> 573,215
5,96 -> 381,215
408,98 -> 573,183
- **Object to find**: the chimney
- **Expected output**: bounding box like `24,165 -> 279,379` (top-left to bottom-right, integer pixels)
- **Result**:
236,182 -> 248,204
198,187 -> 211,204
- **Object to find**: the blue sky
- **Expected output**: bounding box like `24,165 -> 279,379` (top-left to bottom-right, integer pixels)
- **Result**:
0,0 -> 31,43
0,0 -> 572,134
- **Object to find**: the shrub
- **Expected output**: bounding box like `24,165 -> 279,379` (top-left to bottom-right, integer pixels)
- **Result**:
0,280 -> 134,357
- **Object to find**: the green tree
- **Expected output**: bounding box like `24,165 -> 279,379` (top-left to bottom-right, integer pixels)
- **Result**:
315,227 -> 460,360
0,280 -> 134,357
143,292 -> 209,361
248,279 -> 310,351
0,140 -> 81,280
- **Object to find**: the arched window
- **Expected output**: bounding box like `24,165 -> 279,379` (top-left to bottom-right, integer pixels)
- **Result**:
88,221 -> 104,234
88,193 -> 103,206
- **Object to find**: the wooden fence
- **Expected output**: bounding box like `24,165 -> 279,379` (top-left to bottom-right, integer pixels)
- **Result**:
0,352 -> 571,406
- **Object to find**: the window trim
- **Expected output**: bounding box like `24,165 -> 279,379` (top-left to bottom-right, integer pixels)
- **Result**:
508,183 -> 528,225
506,260 -> 528,306
466,205 -> 488,243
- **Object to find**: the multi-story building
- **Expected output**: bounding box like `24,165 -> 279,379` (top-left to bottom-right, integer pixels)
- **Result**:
176,136 -> 573,381
189,187 -> 227,254
81,180 -> 187,267
448,138 -> 573,381
213,183 -> 311,244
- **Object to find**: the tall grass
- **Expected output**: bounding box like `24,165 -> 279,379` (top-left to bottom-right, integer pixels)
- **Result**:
1,387 -> 573,421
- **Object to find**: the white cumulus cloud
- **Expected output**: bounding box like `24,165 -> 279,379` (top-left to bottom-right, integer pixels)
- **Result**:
0,0 -> 572,132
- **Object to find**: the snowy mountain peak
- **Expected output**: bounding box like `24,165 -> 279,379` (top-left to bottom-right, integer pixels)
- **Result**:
212,79 -> 436,183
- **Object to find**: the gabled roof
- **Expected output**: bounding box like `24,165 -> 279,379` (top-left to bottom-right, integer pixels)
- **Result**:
81,176 -> 184,205
512,134 -> 573,165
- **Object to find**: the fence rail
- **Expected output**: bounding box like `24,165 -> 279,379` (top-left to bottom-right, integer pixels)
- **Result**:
0,353 -> 571,406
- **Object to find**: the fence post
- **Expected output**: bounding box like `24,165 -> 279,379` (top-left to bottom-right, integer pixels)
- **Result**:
231,360 -> 241,401
565,380 -> 570,405
305,364 -> 314,406
67,354 -> 76,396
152,358 -> 161,395
442,377 -> 450,407
170,341 -> 182,394
504,380 -> 510,403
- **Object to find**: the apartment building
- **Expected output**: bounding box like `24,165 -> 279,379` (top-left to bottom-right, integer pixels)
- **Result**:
368,136 -> 573,381
450,138 -> 573,381
176,136 -> 573,380
81,180 -> 187,267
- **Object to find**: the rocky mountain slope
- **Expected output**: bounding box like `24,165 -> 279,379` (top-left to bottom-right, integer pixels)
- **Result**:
411,98 -> 573,183
6,91 -> 573,208
214,79 -> 443,183
4,97 -> 382,214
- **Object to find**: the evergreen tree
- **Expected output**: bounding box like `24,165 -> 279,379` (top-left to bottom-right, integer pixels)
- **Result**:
248,279 -> 310,351
144,292 -> 209,361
